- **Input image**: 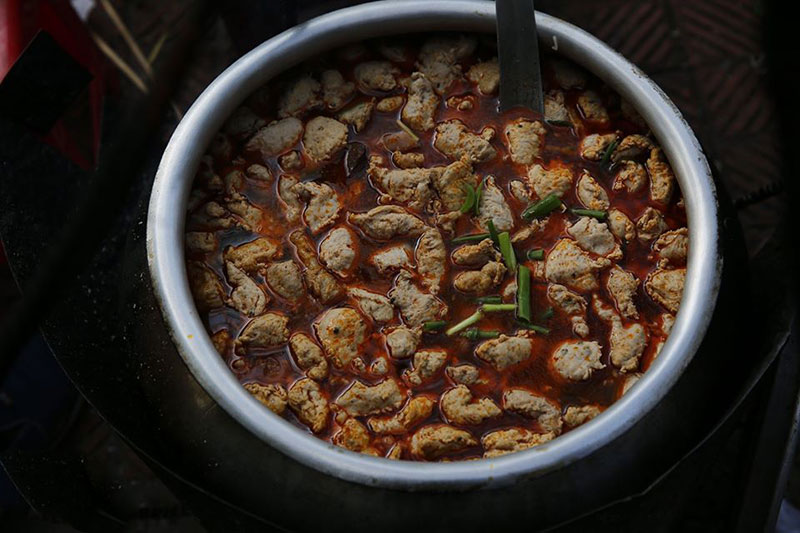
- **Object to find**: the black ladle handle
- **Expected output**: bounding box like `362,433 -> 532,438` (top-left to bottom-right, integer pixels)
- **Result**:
497,0 -> 544,113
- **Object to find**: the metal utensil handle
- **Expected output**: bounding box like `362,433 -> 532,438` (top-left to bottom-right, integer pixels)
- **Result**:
497,0 -> 544,113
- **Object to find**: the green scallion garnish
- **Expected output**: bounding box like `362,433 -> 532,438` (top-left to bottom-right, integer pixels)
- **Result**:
461,329 -> 500,341
498,232 -> 517,272
600,138 -> 619,166
474,295 -> 502,305
571,208 -> 607,220
451,233 -> 490,244
527,249 -> 545,260
522,194 -> 562,220
517,265 -> 531,322
423,320 -> 447,331
459,184 -> 476,214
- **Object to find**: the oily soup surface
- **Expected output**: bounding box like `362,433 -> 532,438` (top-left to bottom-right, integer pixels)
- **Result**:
184,34 -> 688,461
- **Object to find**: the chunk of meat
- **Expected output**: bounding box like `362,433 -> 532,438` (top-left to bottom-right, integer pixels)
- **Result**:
348,206 -> 427,241
434,120 -> 497,163
611,134 -> 654,163
225,193 -> 264,231
265,260 -> 304,303
277,76 -> 322,118
544,90 -> 570,123
441,385 -> 502,425
288,378 -> 329,433
335,379 -> 404,417
224,106 -> 266,141
402,72 -> 439,131
279,151 -> 303,170
377,95 -> 404,112
503,389 -> 562,434
622,373 -> 642,395
453,261 -> 506,294
211,330 -> 231,356
385,326 -> 421,359
608,208 -> 636,242
246,163 -> 273,183
466,57 -> 499,94
223,170 -> 245,195
319,227 -> 357,277
528,163 -> 574,199
451,238 -> 500,267
430,157 -> 478,213
410,425 -> 478,460
567,217 -> 621,259
548,283 -> 589,338
592,296 -> 646,373
416,35 -> 475,95
244,383 -> 288,415
186,232 -> 217,254
368,156 -> 436,211
653,227 -> 689,265
225,262 -> 268,316
290,230 -> 345,304
576,171 -> 610,210
636,207 -> 668,242
552,59 -> 587,89
477,175 -> 514,232
446,364 -> 483,385
388,270 -> 448,327
509,180 -> 532,203
446,95 -> 475,110
321,69 -> 355,111
289,333 -> 328,381
403,350 -> 447,386
188,201 -> 235,231
415,228 -> 447,294
606,266 -> 640,319
347,288 -> 394,323
393,151 -> 425,169
237,312 -> 290,350
544,239 -> 611,292
292,181 -> 341,234
278,175 -> 302,223
647,147 -> 676,204
475,334 -> 532,370
613,160 -> 647,193
563,405 -> 602,428
354,61 -> 399,91
302,116 -> 348,161
552,340 -> 605,381
482,428 -> 554,458
577,91 -> 609,124
645,268 -> 686,314
369,245 -> 413,275
314,307 -> 367,368
579,133 -> 619,161
504,119 -> 546,165
381,130 -> 418,152
187,261 -> 224,311
333,418 -> 371,452
337,99 -> 375,132
368,396 -> 435,434
245,118 -> 304,158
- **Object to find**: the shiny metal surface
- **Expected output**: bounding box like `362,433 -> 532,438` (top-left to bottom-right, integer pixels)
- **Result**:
147,0 -> 721,490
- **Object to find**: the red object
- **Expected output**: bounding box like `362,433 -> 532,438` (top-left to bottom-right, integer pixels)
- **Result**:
0,0 -> 108,169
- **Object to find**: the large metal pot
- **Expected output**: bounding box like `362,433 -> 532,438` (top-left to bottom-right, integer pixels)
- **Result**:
147,0 -> 720,494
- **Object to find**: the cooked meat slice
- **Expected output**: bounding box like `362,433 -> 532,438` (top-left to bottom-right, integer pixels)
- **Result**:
661,312 -> 676,335
611,134 -> 653,163
224,106 -> 266,140
189,201 -> 236,230
576,171 -> 610,210
381,130 -> 418,152
563,405 -> 602,428
388,270 -> 448,327
404,350 -> 448,386
552,340 -> 605,381
528,163 -> 574,199
547,283 -> 589,338
482,428 -> 554,458
647,147 -> 676,204
211,329 -> 231,355
567,217 -> 621,259
592,296 -> 646,373
279,151 -> 303,170
187,261 -> 224,311
579,133 -> 619,161
321,69 -> 355,110
503,389 -> 562,434
368,156 -> 437,211
303,116 -> 348,161
223,170 -> 245,195
369,245 -> 413,275
441,385 -> 502,425
368,396 -> 435,434
348,206 -> 427,241
337,99 -> 375,132
354,61 -> 399,91
393,151 -> 425,169
446,95 -> 475,110
265,260 -> 304,302
477,175 -> 514,232
335,379 -> 404,417
654,227 -> 689,265
577,90 -> 609,124
292,181 -> 341,234
333,418 -> 371,452
606,265 -> 640,319
186,232 -> 217,254
402,72 -> 439,131
289,333 -> 329,381
453,261 -> 506,294
452,238 -> 500,267
347,288 -> 394,323
319,227 -> 357,277
446,364 -> 483,385
416,35 -> 475,95
552,59 -> 587,89
415,228 -> 447,294
245,117 -> 304,157
370,356 -> 390,375
288,378 -> 329,433
622,373 -> 642,395
608,208 -> 636,242
277,76 -> 322,118
636,207 -> 668,242
278,175 -> 302,223
544,90 -> 570,122
645,268 -> 686,314
225,193 -> 264,231
430,157 -> 478,213
246,164 -> 273,182
290,230 -> 345,304
544,239 -> 611,292
434,120 -> 497,163
512,219 -> 547,243
377,95 -> 404,112
225,262 -> 268,317
505,119 -> 546,165
613,160 -> 647,193
509,180 -> 532,203
475,334 -> 532,370
314,307 -> 367,368
385,326 -> 422,360
466,57 -> 499,94
410,425 -> 477,460
237,312 -> 290,349
244,383 -> 288,415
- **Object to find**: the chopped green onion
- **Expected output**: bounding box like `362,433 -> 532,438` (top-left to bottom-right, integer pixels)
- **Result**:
522,194 -> 562,220
487,219 -> 500,245
546,119 -> 573,127
461,329 -> 500,341
498,232 -> 517,272
395,119 -> 420,143
517,265 -> 531,322
423,320 -> 447,331
446,309 -> 483,336
571,208 -> 607,220
451,233 -> 490,244
539,306 -> 554,320
474,177 -> 486,216
519,323 -> 550,335
600,138 -> 619,166
474,295 -> 502,305
459,184 -> 476,214
527,249 -> 545,261
482,303 -> 517,313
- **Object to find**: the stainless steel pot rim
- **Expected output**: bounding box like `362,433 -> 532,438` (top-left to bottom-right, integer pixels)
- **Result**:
147,0 -> 721,490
